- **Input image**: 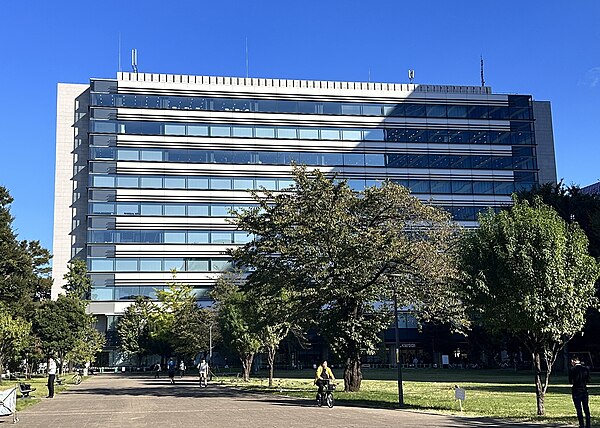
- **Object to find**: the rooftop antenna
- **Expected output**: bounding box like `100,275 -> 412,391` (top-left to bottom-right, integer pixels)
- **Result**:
118,33 -> 122,72
131,48 -> 138,73
245,38 -> 249,79
408,69 -> 415,84
480,55 -> 485,87
368,68 -> 371,82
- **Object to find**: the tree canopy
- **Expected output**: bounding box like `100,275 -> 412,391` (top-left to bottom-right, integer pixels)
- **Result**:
63,259 -> 93,300
0,186 -> 52,315
229,166 -> 466,391
460,197 -> 600,415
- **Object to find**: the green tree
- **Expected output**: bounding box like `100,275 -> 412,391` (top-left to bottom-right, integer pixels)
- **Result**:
212,272 -> 261,381
117,297 -> 153,366
230,166 -> 465,391
0,304 -> 31,383
67,319 -> 106,368
32,295 -> 88,373
0,187 -> 52,315
63,259 -> 93,300
460,197 -> 600,416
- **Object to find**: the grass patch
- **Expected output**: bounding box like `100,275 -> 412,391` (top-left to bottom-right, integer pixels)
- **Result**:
213,368 -> 599,426
1,374 -> 83,411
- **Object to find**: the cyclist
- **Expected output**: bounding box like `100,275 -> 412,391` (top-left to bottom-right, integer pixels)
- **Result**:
314,360 -> 335,399
197,358 -> 209,387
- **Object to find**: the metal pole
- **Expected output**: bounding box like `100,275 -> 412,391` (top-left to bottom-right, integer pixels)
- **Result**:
394,289 -> 404,407
209,325 -> 213,362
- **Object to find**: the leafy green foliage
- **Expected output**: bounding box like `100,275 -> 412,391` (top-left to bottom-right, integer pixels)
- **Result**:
460,197 -> 600,415
66,321 -> 106,366
0,303 -> 31,382
519,182 -> 600,258
63,259 -> 92,300
117,297 -> 153,365
32,295 -> 88,368
212,272 -> 261,381
230,166 -> 465,391
0,186 -> 52,316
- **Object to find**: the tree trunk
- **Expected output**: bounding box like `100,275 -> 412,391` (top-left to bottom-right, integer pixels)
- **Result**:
343,352 -> 362,392
267,347 -> 276,387
241,353 -> 254,382
533,352 -> 545,416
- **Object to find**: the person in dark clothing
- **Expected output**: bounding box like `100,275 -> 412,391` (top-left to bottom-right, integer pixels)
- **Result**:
569,356 -> 591,428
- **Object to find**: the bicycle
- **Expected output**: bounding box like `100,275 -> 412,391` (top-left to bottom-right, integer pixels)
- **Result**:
71,370 -> 82,385
316,379 -> 335,408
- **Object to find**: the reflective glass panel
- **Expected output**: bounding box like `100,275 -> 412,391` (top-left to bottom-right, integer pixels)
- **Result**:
164,232 -> 186,243
188,178 -> 209,189
115,259 -> 138,272
188,205 -> 209,216
342,130 -> 362,141
211,232 -> 232,244
211,126 -> 231,137
298,128 -> 319,139
140,204 -> 162,216
255,127 -> 275,138
187,259 -> 209,271
188,232 -> 209,244
321,129 -> 341,140
117,176 -> 138,188
140,177 -> 162,188
233,179 -> 254,190
164,177 -> 186,189
211,179 -> 232,190
164,205 -> 186,216
164,259 -> 185,271
116,204 -> 139,215
187,125 -> 209,136
140,259 -> 162,271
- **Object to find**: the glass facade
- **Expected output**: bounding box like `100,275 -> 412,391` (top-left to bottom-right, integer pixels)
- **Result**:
81,77 -> 540,302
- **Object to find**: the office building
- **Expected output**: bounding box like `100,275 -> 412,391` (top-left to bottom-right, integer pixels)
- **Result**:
52,72 -> 557,363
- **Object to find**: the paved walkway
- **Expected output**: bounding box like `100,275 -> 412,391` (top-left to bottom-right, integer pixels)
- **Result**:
13,375 -> 569,427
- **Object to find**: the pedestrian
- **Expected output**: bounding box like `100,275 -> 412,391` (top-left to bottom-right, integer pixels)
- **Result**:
197,358 -> 209,387
46,356 -> 57,398
153,362 -> 161,379
167,358 -> 176,384
569,356 -> 591,428
179,360 -> 186,378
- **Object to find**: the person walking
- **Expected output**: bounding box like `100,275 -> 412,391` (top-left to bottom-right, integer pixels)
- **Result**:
167,358 -> 176,384
153,362 -> 161,379
179,360 -> 186,378
569,356 -> 591,428
46,356 -> 57,398
197,358 -> 209,388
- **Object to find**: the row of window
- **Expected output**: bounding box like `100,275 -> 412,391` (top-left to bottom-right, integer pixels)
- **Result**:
90,92 -> 533,120
90,119 -> 535,145
89,174 -> 535,195
88,230 -> 253,244
91,148 -> 536,171
88,201 -> 499,221
90,286 -> 209,301
88,257 -> 232,273
89,202 -> 256,217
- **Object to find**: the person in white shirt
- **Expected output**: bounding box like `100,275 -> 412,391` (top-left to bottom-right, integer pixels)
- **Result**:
47,357 -> 57,398
197,359 -> 209,387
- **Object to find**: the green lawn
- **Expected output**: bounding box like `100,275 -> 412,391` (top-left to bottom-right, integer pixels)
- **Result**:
213,368 -> 599,426
1,374 -> 81,412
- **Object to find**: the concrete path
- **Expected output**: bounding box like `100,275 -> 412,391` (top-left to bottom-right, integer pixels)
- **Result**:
13,375 -> 568,427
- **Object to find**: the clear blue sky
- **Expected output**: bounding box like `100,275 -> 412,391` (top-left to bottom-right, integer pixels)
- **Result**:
1,0 -> 599,253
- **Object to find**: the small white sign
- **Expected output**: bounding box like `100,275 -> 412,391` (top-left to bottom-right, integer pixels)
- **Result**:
455,387 -> 466,401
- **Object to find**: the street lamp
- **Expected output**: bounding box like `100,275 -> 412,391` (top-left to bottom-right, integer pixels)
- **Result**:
387,273 -> 405,408
209,324 -> 213,362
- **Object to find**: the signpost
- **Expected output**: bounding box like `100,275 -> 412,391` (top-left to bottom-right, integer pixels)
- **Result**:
454,385 -> 466,412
